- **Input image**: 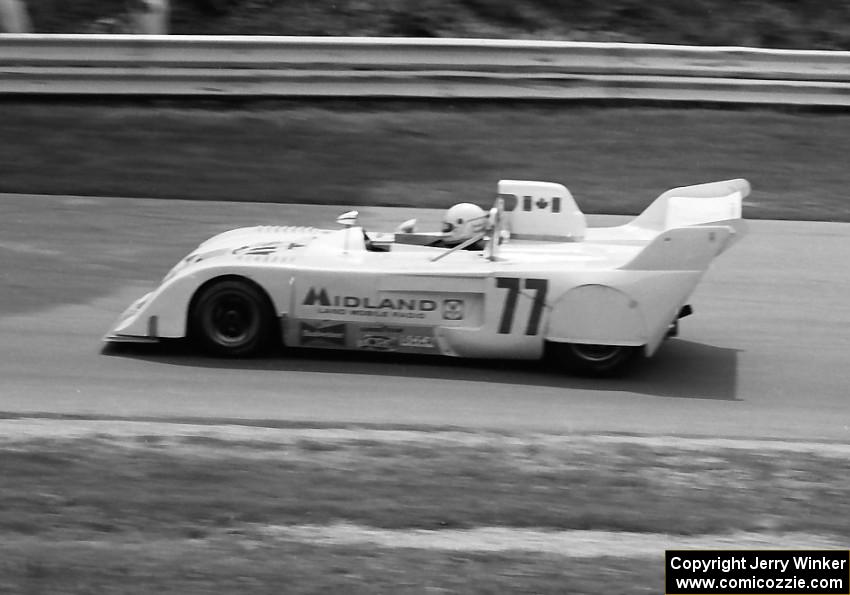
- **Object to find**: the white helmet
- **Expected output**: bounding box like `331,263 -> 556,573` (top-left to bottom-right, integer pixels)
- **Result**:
441,203 -> 487,244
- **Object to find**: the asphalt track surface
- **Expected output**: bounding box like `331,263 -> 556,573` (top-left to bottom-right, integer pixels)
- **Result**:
1,194 -> 848,441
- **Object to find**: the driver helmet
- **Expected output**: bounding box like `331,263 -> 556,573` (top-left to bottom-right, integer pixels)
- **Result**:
441,203 -> 487,244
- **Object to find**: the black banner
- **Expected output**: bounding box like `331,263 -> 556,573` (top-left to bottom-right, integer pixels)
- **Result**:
666,550 -> 849,594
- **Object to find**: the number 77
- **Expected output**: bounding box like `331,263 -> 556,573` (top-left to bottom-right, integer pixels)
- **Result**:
496,277 -> 548,336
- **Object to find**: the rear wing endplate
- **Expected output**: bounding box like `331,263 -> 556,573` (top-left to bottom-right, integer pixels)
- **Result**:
631,178 -> 750,232
620,225 -> 735,271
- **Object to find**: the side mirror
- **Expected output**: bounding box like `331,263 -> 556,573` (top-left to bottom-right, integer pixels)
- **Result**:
486,198 -> 505,261
396,218 -> 417,234
487,207 -> 499,230
336,210 -> 359,227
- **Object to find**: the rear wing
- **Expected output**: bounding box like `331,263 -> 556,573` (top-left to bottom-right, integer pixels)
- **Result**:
621,225 -> 735,271
489,178 -> 748,268
630,178 -> 749,232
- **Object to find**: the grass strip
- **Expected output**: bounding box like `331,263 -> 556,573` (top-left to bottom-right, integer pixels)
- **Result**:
2,102 -> 850,222
2,426 -> 847,538
1,423 -> 847,593
0,537 -> 659,595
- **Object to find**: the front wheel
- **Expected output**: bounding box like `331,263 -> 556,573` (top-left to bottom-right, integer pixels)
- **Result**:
548,342 -> 640,377
189,279 -> 275,357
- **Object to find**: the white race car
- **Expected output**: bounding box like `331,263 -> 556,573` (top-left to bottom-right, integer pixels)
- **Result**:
105,178 -> 749,375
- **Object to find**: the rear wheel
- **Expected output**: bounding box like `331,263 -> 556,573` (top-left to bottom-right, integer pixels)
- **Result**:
189,279 -> 275,357
549,342 -> 639,377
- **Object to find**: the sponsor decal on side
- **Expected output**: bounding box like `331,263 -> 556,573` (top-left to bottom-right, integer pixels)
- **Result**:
353,324 -> 438,353
302,287 -> 444,320
399,334 -> 435,349
357,335 -> 396,351
442,299 -> 465,321
356,325 -> 402,351
299,322 -> 347,347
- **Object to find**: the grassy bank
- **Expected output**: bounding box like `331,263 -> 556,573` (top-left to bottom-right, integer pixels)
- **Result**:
2,538 -> 654,595
0,421 -> 847,593
10,432 -> 850,537
2,102 -> 849,222
25,0 -> 850,50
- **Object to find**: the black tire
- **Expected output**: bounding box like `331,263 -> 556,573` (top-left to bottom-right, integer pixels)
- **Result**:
189,278 -> 275,357
549,342 -> 640,377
